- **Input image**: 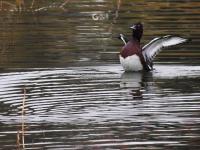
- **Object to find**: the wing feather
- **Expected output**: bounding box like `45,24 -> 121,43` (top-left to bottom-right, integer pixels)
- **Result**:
142,35 -> 188,62
119,34 -> 129,45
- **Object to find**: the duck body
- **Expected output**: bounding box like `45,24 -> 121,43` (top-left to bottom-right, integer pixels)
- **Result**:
118,23 -> 188,72
119,39 -> 144,71
120,54 -> 143,71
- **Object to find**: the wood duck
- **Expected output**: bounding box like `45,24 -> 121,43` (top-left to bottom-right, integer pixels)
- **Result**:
118,22 -> 189,72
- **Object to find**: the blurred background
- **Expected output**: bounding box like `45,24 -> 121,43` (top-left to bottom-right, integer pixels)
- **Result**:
0,0 -> 199,68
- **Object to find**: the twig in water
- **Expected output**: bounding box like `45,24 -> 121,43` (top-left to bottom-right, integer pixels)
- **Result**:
21,88 -> 26,149
16,88 -> 26,149
16,131 -> 20,149
34,6 -> 47,12
60,0 -> 70,9
16,0 -> 25,11
108,0 -> 121,33
30,0 -> 35,8
0,0 -> 2,10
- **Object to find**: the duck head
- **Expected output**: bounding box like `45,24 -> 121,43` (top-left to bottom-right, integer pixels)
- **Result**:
130,22 -> 143,42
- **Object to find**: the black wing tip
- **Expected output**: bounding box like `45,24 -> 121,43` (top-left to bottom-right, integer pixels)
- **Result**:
117,33 -> 126,38
186,38 -> 192,43
180,37 -> 192,44
116,34 -> 121,39
112,34 -> 123,39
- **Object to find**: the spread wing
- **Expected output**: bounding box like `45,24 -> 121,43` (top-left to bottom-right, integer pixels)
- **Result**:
142,35 -> 188,63
118,34 -> 129,45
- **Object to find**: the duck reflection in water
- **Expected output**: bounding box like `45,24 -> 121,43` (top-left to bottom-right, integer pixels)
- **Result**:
120,71 -> 153,99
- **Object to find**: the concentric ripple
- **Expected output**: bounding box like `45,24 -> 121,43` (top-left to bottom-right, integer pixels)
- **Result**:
0,65 -> 200,149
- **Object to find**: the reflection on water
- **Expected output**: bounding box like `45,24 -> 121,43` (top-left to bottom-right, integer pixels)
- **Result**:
0,0 -> 200,149
120,72 -> 153,99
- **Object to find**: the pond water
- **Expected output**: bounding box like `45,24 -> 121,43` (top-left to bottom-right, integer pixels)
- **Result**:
0,0 -> 200,149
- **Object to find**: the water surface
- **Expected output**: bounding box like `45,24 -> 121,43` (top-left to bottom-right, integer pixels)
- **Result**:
0,0 -> 200,149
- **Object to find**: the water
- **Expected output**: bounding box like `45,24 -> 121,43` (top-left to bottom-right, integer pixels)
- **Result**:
0,0 -> 200,149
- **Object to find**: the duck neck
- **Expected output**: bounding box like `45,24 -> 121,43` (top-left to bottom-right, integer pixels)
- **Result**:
132,30 -> 142,42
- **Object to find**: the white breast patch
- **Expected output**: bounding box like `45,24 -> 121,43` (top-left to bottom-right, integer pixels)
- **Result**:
119,55 -> 143,71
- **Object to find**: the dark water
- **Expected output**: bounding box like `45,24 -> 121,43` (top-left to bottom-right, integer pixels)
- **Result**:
0,0 -> 200,149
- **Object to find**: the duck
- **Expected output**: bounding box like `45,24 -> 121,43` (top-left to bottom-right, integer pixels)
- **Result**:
118,22 -> 189,72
